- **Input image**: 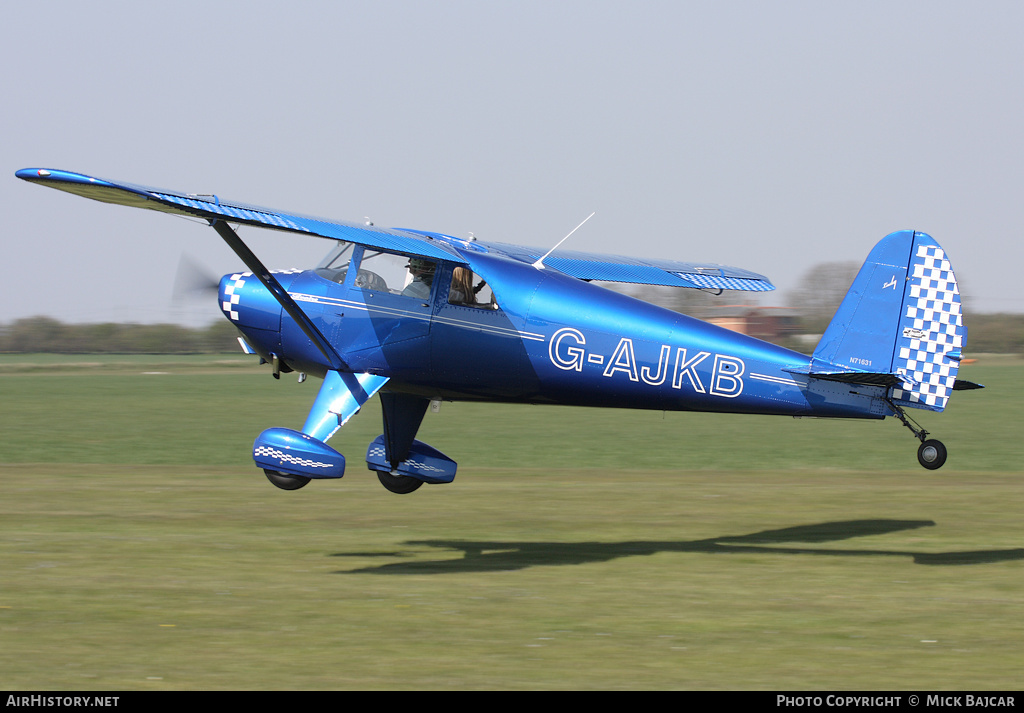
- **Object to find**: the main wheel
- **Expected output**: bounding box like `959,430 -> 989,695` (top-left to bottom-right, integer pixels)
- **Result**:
264,469 -> 311,490
377,470 -> 423,494
917,439 -> 947,470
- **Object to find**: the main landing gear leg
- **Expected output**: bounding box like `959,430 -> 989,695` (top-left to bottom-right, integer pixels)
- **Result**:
376,393 -> 430,494
366,393 -> 457,493
886,399 -> 947,470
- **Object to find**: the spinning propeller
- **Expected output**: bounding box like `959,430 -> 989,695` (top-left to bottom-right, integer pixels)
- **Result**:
172,253 -> 220,302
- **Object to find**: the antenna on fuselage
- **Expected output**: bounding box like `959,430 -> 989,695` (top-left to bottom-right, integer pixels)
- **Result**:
533,212 -> 595,270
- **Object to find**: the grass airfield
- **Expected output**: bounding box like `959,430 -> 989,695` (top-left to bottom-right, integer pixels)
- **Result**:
1,355 -> 1021,690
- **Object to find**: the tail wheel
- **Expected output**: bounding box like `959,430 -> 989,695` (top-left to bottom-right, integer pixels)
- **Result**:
917,440 -> 947,470
264,469 -> 311,490
377,471 -> 423,494
889,399 -> 948,471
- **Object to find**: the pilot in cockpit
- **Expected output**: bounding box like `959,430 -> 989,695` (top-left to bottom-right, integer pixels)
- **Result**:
402,258 -> 436,298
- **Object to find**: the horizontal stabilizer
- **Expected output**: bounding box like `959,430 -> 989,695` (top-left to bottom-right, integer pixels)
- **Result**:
788,369 -> 903,388
790,369 -> 983,395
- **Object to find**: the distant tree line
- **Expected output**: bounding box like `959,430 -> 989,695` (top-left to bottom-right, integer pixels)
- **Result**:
956,314 -> 1024,354
0,317 -> 240,354
3,293 -> 1024,355
780,261 -> 1024,354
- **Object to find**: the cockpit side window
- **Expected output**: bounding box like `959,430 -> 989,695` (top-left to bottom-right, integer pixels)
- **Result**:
353,250 -> 438,299
313,243 -> 443,301
448,266 -> 499,309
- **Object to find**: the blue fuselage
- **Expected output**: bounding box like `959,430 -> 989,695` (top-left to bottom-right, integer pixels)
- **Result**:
221,252 -> 888,421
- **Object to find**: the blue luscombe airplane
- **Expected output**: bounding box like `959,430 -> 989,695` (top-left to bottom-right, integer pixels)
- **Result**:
17,168 -> 983,492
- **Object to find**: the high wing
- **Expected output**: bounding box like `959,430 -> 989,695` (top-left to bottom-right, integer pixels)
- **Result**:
16,168 -> 774,292
482,242 -> 774,291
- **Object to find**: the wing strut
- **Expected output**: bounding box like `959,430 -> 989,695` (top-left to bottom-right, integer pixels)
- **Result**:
208,219 -> 348,372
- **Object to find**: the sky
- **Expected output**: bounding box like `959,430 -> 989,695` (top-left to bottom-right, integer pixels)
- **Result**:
3,1 -> 1023,326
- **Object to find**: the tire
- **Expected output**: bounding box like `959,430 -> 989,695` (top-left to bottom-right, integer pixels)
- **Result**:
917,440 -> 947,470
264,469 -> 311,490
377,471 -> 423,494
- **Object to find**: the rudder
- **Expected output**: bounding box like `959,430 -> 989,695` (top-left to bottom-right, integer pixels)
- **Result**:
890,234 -> 965,410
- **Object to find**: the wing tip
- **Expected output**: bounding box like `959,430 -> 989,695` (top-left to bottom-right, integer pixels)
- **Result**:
16,167 -> 110,188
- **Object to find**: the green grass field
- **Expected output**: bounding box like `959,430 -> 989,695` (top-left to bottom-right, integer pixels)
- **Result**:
1,355 -> 1021,690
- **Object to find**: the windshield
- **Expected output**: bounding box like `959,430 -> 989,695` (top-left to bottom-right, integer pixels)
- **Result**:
314,241 -> 354,283
317,241 -> 353,270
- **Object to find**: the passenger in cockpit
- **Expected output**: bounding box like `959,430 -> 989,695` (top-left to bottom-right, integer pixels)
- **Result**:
449,266 -> 476,306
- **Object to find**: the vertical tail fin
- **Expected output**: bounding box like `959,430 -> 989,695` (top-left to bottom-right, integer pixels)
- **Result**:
810,231 -> 966,411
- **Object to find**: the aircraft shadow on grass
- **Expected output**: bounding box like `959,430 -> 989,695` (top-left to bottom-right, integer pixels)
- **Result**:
332,520 -> 1024,575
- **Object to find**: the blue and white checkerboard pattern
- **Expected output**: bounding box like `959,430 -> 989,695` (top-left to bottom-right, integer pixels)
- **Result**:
220,269 -> 303,322
253,445 -> 334,470
673,272 -> 776,292
155,192 -> 311,232
367,445 -> 448,474
890,241 -> 964,411
221,273 -> 247,321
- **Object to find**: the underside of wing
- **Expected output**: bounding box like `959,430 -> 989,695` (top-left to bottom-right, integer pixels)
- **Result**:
484,242 -> 775,292
15,168 -> 464,263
